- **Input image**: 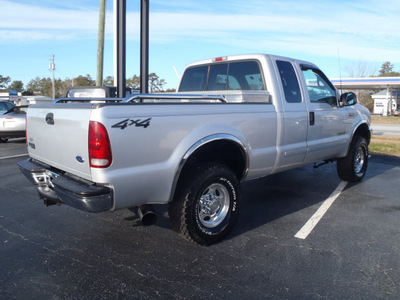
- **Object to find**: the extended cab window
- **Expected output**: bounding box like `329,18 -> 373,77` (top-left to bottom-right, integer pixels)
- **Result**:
301,67 -> 337,106
276,60 -> 302,103
179,66 -> 208,92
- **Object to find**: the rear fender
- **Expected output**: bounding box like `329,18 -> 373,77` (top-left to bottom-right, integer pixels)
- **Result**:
169,134 -> 249,203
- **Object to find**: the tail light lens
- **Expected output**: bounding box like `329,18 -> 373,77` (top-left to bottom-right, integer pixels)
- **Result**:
89,121 -> 112,168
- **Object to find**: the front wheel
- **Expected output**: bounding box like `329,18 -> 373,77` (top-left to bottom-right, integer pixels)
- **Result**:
169,163 -> 241,245
337,136 -> 368,182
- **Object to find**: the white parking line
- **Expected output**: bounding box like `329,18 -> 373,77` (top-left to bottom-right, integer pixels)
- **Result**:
295,181 -> 348,240
0,153 -> 28,160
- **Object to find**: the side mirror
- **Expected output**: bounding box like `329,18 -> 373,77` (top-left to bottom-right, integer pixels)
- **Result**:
340,92 -> 357,106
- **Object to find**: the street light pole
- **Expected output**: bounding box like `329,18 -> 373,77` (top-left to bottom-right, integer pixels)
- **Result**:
140,0 -> 149,94
115,0 -> 126,98
49,54 -> 55,100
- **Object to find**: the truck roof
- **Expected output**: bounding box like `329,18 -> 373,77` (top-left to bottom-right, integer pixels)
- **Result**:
183,53 -> 318,70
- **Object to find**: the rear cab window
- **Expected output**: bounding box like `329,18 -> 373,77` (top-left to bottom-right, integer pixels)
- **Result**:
179,60 -> 265,92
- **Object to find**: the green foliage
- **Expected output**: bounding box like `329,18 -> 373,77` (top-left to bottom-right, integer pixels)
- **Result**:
126,74 -> 140,90
1,72 -> 168,97
124,73 -> 167,92
73,74 -> 96,87
26,77 -> 51,95
8,80 -> 24,92
0,75 -> 11,91
149,72 -> 166,92
378,61 -> 400,77
103,76 -> 114,86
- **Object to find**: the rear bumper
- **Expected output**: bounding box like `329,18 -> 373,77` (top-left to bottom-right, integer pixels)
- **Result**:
18,158 -> 113,213
0,130 -> 25,138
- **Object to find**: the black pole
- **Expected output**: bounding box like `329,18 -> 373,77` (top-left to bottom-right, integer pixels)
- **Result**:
116,0 -> 126,97
140,0 -> 149,94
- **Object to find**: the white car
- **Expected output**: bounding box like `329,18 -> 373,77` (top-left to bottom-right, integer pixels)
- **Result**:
0,104 -> 27,143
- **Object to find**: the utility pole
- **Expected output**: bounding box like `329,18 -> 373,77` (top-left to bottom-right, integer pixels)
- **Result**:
96,0 -> 107,86
49,55 -> 55,100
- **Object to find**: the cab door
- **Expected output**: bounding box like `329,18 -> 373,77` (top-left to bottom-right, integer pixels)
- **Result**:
298,65 -> 352,163
274,58 -> 308,168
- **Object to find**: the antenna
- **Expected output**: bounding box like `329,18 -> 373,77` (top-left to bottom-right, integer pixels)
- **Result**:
173,65 -> 181,80
337,48 -> 342,95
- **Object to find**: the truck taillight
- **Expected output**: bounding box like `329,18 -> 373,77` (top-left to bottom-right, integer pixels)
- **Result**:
89,121 -> 112,168
213,56 -> 227,62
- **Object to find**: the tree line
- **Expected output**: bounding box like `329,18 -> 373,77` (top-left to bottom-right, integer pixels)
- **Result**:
0,73 -> 175,98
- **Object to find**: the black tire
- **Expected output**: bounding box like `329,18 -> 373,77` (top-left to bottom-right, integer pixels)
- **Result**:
169,163 -> 241,246
337,136 -> 368,182
0,138 -> 8,143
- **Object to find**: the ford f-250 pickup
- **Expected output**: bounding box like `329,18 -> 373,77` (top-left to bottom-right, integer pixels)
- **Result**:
18,54 -> 371,245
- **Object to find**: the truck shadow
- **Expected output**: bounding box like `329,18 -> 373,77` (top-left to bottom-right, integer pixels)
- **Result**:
127,154 -> 400,242
228,154 -> 400,240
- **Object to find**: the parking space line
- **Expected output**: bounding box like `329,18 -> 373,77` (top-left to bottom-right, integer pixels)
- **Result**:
0,154 -> 29,160
295,181 -> 347,240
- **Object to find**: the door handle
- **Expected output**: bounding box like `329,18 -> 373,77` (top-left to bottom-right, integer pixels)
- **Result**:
46,113 -> 54,125
309,112 -> 315,126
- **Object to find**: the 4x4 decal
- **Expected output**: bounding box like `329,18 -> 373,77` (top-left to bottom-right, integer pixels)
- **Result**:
112,118 -> 151,130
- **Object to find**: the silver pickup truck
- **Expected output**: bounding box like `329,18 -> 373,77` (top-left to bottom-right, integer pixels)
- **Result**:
18,54 -> 371,245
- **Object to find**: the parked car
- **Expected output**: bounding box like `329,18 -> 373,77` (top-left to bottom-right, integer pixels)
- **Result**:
0,105 -> 27,143
0,100 -> 15,114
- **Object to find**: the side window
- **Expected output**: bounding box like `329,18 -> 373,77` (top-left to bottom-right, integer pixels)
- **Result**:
228,61 -> 265,90
276,60 -> 302,103
301,68 -> 337,106
208,64 -> 228,90
179,66 -> 208,92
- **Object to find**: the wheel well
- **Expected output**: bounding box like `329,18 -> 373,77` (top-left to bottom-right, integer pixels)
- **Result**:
182,139 -> 247,181
354,123 -> 371,144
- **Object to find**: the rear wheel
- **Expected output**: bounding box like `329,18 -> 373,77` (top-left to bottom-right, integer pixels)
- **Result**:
169,163 -> 241,245
337,136 -> 368,182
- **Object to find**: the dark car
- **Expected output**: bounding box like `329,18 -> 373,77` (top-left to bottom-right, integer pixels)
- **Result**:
0,100 -> 15,114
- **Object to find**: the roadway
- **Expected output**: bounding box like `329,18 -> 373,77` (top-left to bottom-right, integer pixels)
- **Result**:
372,123 -> 400,136
1,139 -> 400,299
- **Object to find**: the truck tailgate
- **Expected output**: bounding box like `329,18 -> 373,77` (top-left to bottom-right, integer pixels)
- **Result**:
27,103 -> 93,180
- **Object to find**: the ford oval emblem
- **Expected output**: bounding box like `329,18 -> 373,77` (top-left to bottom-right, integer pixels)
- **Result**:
76,156 -> 85,163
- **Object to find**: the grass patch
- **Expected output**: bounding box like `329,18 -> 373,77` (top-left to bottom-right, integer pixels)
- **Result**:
371,115 -> 400,124
370,136 -> 400,157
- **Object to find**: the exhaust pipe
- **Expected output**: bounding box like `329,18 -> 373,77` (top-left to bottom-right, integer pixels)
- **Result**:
138,204 -> 158,226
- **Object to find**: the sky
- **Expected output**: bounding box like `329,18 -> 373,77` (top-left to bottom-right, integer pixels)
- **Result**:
1,0 -> 400,90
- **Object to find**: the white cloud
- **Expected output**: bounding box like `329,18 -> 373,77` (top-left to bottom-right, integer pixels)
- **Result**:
1,0 -> 399,63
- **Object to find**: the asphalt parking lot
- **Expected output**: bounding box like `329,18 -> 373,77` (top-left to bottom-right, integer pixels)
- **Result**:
1,139 -> 400,299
